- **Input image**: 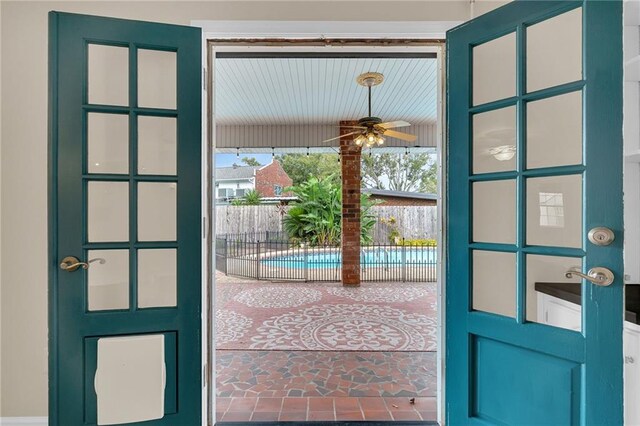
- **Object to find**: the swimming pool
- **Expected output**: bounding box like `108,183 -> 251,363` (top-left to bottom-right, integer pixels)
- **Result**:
261,247 -> 437,269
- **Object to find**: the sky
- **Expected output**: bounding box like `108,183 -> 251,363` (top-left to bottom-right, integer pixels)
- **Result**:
215,153 -> 273,168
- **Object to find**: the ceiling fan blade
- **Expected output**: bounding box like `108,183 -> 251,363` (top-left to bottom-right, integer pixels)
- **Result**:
332,125 -> 367,130
377,120 -> 411,129
321,131 -> 361,143
383,129 -> 418,142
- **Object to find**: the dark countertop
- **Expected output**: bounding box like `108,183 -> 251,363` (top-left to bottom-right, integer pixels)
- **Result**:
535,282 -> 640,325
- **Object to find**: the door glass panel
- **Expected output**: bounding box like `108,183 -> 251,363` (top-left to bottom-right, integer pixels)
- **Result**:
473,250 -> 517,318
138,249 -> 177,308
527,8 -> 582,92
87,250 -> 129,311
138,116 -> 177,175
473,180 -> 516,244
94,334 -> 165,425
138,49 -> 177,109
527,91 -> 583,169
87,113 -> 129,174
88,44 -> 129,106
526,254 -> 582,331
473,32 -> 516,106
138,182 -> 177,241
526,175 -> 582,248
88,182 -> 129,242
473,106 -> 517,173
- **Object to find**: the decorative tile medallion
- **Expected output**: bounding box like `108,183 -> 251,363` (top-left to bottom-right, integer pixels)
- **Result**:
216,310 -> 253,344
234,286 -> 322,308
326,286 -> 427,303
250,304 -> 436,351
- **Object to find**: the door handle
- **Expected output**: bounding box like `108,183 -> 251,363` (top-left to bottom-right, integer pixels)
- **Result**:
565,267 -> 614,286
59,256 -> 105,272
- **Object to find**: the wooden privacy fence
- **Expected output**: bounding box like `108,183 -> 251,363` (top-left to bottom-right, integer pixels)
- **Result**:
215,205 -> 437,243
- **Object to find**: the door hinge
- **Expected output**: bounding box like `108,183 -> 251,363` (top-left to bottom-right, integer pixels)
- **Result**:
203,216 -> 208,239
203,67 -> 207,91
203,363 -> 208,387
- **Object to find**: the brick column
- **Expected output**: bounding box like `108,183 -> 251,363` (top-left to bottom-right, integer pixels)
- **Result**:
340,121 -> 361,287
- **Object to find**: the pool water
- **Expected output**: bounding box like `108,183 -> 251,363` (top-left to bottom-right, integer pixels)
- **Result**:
261,248 -> 437,269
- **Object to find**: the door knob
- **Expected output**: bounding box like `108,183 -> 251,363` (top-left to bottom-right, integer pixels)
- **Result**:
59,256 -> 105,272
565,267 -> 614,286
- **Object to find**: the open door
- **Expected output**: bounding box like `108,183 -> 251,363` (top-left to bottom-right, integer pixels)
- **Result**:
447,1 -> 623,424
49,12 -> 202,425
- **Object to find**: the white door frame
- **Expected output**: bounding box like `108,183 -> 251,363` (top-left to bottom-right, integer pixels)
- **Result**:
195,20 -> 459,426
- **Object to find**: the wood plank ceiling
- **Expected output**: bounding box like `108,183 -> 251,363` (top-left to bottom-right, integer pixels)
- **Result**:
214,57 -> 438,126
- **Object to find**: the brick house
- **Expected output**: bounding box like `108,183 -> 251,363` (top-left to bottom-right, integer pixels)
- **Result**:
215,160 -> 293,203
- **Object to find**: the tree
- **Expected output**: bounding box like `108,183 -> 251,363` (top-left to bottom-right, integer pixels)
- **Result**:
278,153 -> 341,186
233,157 -> 262,167
361,152 -> 437,193
282,176 -> 377,246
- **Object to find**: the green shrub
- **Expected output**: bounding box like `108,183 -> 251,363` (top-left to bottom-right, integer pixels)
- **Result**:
401,238 -> 437,246
282,176 -> 377,246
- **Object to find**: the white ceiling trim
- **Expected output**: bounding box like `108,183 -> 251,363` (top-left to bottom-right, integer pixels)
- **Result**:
195,20 -> 460,40
215,124 -> 437,149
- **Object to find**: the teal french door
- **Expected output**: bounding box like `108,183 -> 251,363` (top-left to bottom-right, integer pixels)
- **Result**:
447,1 -> 623,425
49,13 -> 202,425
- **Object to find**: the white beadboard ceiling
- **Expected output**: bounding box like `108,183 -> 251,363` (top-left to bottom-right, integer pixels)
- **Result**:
214,57 -> 438,126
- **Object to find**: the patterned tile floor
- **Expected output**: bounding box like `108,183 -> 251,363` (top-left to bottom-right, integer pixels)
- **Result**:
216,274 -> 438,422
216,274 -> 437,352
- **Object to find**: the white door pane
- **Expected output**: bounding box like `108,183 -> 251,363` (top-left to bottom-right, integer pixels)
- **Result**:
473,106 -> 517,173
527,91 -> 583,169
138,249 -> 177,308
526,175 -> 583,248
473,32 -> 516,106
527,8 -> 582,92
88,113 -> 129,174
138,182 -> 177,241
87,250 -> 129,311
473,250 -> 517,318
138,49 -> 177,109
526,254 -> 582,331
473,180 -> 517,244
138,116 -> 177,175
88,182 -> 129,242
94,334 -> 165,425
88,44 -> 129,106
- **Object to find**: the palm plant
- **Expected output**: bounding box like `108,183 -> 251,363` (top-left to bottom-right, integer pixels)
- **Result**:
242,189 -> 262,205
283,176 -> 377,246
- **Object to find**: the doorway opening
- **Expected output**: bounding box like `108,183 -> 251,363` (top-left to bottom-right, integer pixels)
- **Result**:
205,41 -> 446,424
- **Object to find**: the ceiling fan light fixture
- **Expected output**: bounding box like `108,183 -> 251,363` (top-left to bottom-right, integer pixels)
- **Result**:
489,145 -> 516,161
354,135 -> 365,146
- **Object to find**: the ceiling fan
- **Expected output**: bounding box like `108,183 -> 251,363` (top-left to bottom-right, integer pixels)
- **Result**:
322,72 -> 418,147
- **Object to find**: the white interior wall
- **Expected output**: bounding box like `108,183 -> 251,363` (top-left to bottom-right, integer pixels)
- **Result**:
0,0 -> 490,417
0,1 -> 3,418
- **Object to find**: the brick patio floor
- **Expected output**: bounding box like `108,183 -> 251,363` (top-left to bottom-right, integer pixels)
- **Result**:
215,273 -> 438,422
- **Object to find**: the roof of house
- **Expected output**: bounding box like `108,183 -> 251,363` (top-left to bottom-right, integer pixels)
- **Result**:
215,165 -> 260,180
362,188 -> 437,200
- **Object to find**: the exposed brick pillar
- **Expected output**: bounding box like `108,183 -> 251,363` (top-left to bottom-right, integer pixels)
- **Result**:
340,121 -> 361,287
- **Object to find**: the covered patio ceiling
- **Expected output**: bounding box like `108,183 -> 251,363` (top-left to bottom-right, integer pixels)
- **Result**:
213,55 -> 439,150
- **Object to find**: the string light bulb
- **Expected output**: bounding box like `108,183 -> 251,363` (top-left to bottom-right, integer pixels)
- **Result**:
236,147 -> 240,158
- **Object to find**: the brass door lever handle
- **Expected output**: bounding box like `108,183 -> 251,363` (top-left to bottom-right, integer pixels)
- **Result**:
59,256 -> 105,272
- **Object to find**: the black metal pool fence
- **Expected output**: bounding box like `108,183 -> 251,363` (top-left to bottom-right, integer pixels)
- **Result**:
215,232 -> 437,282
